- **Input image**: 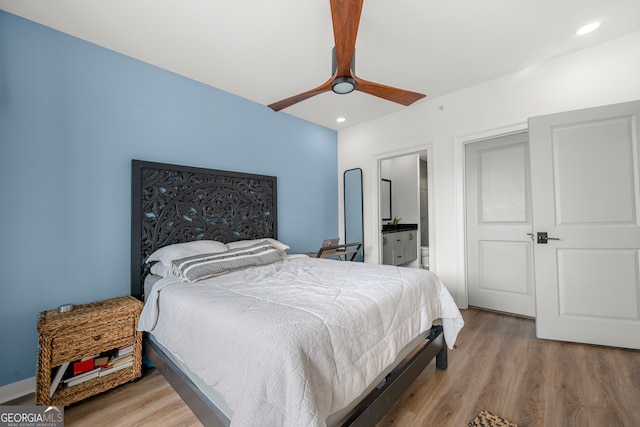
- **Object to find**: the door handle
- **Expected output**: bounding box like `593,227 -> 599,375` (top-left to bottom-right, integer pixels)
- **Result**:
536,232 -> 560,244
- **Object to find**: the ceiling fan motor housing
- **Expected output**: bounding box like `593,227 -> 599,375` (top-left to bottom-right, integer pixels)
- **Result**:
331,46 -> 356,94
332,76 -> 356,94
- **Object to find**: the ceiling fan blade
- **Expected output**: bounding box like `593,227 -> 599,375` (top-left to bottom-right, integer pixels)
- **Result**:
268,78 -> 334,111
269,0 -> 424,111
354,76 -> 426,106
330,0 -> 363,76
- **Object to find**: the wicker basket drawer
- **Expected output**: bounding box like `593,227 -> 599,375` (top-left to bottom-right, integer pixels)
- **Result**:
50,317 -> 135,366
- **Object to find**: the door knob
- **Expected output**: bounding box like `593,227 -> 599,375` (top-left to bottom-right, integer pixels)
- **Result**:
536,232 -> 560,244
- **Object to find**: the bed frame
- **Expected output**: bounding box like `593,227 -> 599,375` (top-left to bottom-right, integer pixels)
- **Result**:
130,159 -> 448,427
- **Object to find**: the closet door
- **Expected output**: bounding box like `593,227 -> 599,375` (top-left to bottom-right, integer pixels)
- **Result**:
465,132 -> 535,317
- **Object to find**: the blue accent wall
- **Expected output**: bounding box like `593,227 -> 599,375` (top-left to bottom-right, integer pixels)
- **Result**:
0,11 -> 337,387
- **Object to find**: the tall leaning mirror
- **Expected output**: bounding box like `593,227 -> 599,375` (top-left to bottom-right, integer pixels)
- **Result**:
344,168 -> 364,262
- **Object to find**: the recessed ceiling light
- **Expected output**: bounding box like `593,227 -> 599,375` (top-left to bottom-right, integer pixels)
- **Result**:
576,22 -> 600,36
336,117 -> 346,123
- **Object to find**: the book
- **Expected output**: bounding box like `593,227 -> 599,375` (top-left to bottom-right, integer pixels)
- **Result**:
73,355 -> 97,376
94,356 -> 109,367
50,362 -> 70,397
117,344 -> 134,357
99,360 -> 133,377
64,367 -> 101,387
110,354 -> 133,367
64,366 -> 100,382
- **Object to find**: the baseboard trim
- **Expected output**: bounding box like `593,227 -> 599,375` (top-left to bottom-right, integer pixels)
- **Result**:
0,377 -> 35,404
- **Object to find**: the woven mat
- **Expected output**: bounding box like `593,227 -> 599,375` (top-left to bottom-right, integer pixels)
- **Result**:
466,410 -> 518,427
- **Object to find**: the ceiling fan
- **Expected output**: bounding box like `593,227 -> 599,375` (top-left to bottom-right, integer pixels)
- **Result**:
268,0 -> 426,111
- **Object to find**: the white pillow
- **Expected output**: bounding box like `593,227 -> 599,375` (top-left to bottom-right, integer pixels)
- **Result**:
225,238 -> 290,253
149,262 -> 171,277
146,240 -> 228,266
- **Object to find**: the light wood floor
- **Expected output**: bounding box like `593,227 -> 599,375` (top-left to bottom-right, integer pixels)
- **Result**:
10,308 -> 640,426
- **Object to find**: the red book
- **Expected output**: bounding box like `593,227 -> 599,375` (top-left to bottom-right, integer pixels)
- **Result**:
73,358 -> 95,376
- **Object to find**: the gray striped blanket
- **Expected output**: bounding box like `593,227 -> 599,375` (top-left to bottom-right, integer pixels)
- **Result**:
170,241 -> 284,282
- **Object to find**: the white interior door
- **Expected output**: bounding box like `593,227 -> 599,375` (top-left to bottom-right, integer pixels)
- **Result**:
529,100 -> 640,349
465,132 -> 536,317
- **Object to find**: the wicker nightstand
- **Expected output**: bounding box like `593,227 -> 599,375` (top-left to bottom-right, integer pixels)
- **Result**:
36,296 -> 143,406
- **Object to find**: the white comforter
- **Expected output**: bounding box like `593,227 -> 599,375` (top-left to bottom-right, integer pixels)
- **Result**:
139,256 -> 464,427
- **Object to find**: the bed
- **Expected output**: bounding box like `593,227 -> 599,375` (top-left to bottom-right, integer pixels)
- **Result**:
131,160 -> 464,427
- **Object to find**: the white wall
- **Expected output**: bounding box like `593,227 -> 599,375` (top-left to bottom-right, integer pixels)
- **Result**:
337,31 -> 640,306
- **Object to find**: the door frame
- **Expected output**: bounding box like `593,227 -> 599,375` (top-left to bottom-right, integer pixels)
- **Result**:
374,143 -> 435,270
454,121 -> 528,309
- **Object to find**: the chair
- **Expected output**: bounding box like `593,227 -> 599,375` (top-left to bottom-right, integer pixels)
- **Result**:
316,241 -> 363,261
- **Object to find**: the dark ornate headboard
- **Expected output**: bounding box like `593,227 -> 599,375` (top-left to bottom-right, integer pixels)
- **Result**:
131,160 -> 278,299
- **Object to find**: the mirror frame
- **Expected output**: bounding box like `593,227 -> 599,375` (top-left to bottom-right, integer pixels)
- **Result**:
380,178 -> 392,221
344,168 -> 364,262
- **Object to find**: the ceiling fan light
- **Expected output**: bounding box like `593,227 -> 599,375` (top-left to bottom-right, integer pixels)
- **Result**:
332,77 -> 356,94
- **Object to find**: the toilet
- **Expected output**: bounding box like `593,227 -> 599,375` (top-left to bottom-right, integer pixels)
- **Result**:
420,246 -> 429,269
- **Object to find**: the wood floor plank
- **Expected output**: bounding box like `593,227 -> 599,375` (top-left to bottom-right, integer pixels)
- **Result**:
9,308 -> 640,426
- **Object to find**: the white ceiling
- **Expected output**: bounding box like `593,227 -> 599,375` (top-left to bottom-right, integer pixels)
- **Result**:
2,0 -> 640,130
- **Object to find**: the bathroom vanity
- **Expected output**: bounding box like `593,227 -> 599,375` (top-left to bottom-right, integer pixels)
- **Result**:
382,224 -> 418,266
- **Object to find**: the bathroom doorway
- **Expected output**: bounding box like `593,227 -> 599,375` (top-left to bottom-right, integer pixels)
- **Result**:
378,146 -> 433,270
